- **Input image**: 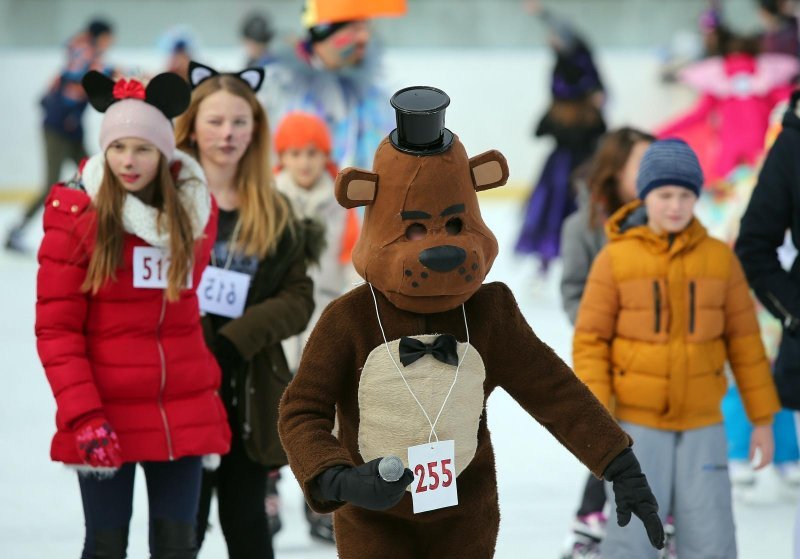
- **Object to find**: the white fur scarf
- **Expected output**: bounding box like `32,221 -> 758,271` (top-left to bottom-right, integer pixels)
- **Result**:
81,150 -> 212,248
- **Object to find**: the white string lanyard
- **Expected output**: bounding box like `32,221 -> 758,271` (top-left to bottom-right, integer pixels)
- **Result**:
210,219 -> 243,271
368,283 -> 470,445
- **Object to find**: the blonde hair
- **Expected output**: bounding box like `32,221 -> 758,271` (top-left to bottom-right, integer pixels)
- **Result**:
174,75 -> 290,258
82,156 -> 195,302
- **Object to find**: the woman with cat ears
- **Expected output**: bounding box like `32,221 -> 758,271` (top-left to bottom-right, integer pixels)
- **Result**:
176,61 -> 317,558
35,70 -> 230,558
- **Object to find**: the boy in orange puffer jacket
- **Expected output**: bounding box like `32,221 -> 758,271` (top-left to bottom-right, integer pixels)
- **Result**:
573,139 -> 781,559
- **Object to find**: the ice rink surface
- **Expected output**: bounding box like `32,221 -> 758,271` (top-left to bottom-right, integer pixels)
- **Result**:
0,198 -> 795,558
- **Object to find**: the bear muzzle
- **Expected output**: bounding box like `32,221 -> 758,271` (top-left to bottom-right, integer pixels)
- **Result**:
418,245 -> 467,272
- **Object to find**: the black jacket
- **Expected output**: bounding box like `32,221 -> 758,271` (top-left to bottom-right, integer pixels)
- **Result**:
203,219 -> 318,466
737,94 -> 800,328
736,91 -> 800,408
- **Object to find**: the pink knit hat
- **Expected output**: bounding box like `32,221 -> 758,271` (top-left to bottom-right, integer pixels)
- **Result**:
82,72 -> 191,161
99,99 -> 176,160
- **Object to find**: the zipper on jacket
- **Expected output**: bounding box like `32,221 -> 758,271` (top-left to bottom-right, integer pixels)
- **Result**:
242,372 -> 253,440
156,296 -> 175,460
653,281 -> 661,334
766,291 -> 800,333
689,280 -> 696,334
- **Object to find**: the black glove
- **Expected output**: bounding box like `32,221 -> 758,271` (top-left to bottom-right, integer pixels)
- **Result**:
604,448 -> 665,550
314,457 -> 415,511
212,335 -> 245,374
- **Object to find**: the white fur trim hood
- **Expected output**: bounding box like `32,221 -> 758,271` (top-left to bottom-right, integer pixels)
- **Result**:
80,150 -> 212,248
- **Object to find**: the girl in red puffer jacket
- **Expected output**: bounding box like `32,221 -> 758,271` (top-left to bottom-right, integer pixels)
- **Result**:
35,70 -> 230,558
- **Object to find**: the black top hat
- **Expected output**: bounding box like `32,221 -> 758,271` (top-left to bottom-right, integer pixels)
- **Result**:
389,86 -> 453,156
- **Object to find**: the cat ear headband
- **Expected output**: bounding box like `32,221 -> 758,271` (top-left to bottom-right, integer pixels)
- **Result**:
81,71 -> 191,118
188,60 -> 265,93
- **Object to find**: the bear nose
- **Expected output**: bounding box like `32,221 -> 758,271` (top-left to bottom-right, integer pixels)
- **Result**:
418,245 -> 466,272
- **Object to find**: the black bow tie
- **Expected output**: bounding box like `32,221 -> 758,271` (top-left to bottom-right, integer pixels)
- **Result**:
398,334 -> 459,367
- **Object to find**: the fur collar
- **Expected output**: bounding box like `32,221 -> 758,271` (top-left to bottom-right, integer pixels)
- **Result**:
275,170 -> 336,220
81,150 -> 211,247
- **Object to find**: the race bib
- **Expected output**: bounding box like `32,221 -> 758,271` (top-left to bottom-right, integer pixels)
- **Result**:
133,247 -> 192,289
408,440 -> 458,514
197,266 -> 251,318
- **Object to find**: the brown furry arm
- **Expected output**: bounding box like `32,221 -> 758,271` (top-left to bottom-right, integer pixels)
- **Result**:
488,283 -> 630,478
278,298 -> 357,513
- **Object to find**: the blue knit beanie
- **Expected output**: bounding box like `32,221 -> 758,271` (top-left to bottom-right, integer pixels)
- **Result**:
636,139 -> 703,200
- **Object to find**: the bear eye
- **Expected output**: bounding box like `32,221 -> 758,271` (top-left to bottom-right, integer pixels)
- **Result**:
405,223 -> 427,241
445,217 -> 463,235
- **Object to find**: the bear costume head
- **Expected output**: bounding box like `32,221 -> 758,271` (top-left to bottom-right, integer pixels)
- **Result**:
335,86 -> 509,313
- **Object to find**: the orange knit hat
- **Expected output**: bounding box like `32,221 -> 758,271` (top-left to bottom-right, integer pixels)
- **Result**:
274,111 -> 332,155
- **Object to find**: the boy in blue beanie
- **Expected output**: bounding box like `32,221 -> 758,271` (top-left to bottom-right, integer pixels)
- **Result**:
573,139 -> 780,558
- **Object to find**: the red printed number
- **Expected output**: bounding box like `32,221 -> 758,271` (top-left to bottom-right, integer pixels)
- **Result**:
414,464 -> 427,493
441,458 -> 453,488
142,256 -> 153,280
142,255 -> 167,281
414,460 -> 454,493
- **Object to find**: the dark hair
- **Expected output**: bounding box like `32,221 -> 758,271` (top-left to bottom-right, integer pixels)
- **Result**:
705,24 -> 733,56
241,12 -> 274,44
722,32 -> 762,56
759,0 -> 784,16
587,127 -> 655,229
307,21 -> 353,44
87,18 -> 113,38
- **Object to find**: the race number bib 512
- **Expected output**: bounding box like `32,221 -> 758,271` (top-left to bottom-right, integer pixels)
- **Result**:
197,266 -> 251,319
133,247 -> 192,289
408,439 -> 458,514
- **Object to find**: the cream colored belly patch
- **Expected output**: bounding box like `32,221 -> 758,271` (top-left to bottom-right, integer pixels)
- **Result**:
358,334 -> 486,485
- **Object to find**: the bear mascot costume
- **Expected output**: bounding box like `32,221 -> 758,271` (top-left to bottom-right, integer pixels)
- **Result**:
278,86 -> 665,558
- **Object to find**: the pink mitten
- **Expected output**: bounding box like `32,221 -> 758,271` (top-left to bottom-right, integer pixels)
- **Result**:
74,417 -> 123,469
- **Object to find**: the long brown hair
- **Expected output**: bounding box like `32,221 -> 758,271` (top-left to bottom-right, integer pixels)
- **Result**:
82,156 -> 196,302
174,75 -> 290,258
587,127 -> 655,229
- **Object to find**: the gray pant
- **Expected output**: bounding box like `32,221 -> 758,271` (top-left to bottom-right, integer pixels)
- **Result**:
16,129 -> 86,231
602,422 -> 737,559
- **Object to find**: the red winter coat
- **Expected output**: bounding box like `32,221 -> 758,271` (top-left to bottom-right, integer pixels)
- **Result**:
35,152 -> 231,464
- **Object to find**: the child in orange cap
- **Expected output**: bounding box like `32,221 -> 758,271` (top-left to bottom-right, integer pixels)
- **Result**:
273,110 -> 359,542
275,111 -> 358,352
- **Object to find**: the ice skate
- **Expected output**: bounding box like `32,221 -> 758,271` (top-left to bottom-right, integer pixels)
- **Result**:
560,512 -> 605,558
657,515 -> 677,559
305,503 -> 334,544
265,470 -> 282,537
776,461 -> 800,487
729,459 -> 755,486
563,534 -> 602,559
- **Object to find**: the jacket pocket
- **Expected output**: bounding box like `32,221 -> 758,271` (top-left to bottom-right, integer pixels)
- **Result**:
766,291 -> 800,333
689,280 -> 696,335
612,369 -> 669,414
241,346 -> 293,467
689,368 -> 728,417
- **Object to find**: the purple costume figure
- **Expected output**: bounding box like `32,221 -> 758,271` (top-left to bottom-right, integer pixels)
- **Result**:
515,8 -> 606,271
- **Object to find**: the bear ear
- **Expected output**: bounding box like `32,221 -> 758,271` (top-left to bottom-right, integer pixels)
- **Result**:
188,60 -> 218,90
335,167 -> 378,209
469,150 -> 509,192
146,73 -> 191,118
82,71 -> 117,112
236,68 -> 265,92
